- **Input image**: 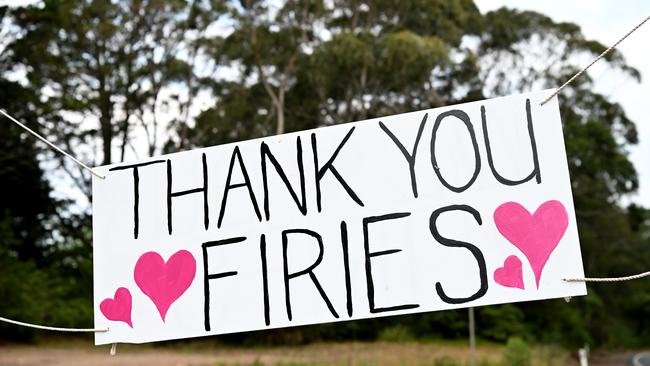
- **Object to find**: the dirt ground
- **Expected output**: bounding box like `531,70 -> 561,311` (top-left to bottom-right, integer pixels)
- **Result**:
0,340 -> 636,366
0,341 -> 499,366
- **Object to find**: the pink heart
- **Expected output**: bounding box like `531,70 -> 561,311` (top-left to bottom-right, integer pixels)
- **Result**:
494,255 -> 525,289
494,200 -> 568,289
100,287 -> 133,327
134,250 -> 196,321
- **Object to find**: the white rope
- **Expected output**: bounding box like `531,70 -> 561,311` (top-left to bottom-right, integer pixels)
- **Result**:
110,343 -> 117,356
564,270 -> 650,283
0,109 -> 106,179
563,270 -> 650,303
540,14 -> 650,106
0,315 -> 108,333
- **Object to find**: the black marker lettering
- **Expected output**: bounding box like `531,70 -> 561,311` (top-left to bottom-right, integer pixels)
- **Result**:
340,221 -> 353,317
311,127 -> 364,212
482,99 -> 541,185
261,136 -> 307,220
363,213 -> 420,313
167,153 -> 209,235
282,229 -> 339,321
430,110 -> 481,193
108,160 -> 166,239
218,146 -> 262,228
134,168 -> 139,238
202,236 -> 246,331
379,113 -> 428,198
430,205 -> 487,304
260,234 -> 270,326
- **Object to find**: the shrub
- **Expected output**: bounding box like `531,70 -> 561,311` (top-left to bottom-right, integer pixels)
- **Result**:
502,337 -> 530,366
378,324 -> 414,342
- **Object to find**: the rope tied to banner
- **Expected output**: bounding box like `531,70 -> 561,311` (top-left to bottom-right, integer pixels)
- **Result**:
562,270 -> 650,303
0,315 -> 108,333
564,270 -> 650,283
0,316 -> 116,355
539,14 -> 650,106
0,109 -> 105,179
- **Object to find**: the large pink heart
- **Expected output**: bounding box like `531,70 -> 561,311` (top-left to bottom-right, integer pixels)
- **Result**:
494,255 -> 524,290
494,200 -> 568,289
134,250 -> 196,321
100,287 -> 133,327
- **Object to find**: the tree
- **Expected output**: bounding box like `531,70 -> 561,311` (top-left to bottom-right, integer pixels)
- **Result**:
0,48 -> 55,263
182,0 -> 324,149
1,8 -> 74,339
7,0 -> 223,200
186,0 -> 482,148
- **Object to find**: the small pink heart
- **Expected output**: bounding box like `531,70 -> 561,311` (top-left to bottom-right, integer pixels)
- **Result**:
100,287 -> 133,328
494,200 -> 568,288
494,255 -> 525,290
134,250 -> 196,321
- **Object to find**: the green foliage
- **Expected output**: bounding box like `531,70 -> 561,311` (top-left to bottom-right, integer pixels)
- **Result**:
502,337 -> 530,366
0,80 -> 54,263
0,241 -> 48,341
0,220 -> 94,340
378,324 -> 415,342
477,305 -> 526,342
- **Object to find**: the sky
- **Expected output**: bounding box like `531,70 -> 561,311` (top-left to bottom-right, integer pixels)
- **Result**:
1,0 -> 649,207
476,0 -> 650,207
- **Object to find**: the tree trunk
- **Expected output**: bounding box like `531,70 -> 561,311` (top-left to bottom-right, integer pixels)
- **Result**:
100,91 -> 113,165
276,90 -> 285,135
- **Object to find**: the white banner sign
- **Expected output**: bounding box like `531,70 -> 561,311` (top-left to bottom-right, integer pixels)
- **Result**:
93,90 -> 586,345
